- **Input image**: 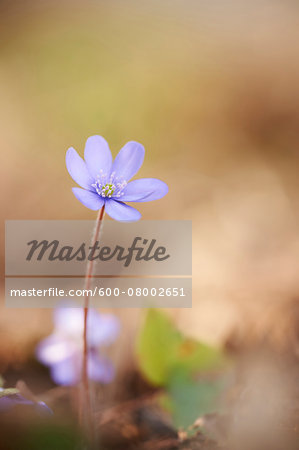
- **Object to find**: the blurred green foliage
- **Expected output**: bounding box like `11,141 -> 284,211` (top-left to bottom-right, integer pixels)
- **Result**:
165,371 -> 227,428
0,387 -> 19,397
14,424 -> 81,450
137,309 -> 229,428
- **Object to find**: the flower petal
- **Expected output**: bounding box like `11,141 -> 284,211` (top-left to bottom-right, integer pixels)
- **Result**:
84,135 -> 113,180
66,147 -> 95,190
0,394 -> 31,412
121,178 -> 168,202
54,307 -> 119,345
88,313 -> 120,347
36,401 -> 54,416
105,199 -> 141,222
0,396 -> 14,412
50,354 -> 80,386
54,307 -> 84,335
0,395 -> 53,415
88,352 -> 115,384
36,335 -> 77,366
111,141 -> 145,181
72,187 -> 104,210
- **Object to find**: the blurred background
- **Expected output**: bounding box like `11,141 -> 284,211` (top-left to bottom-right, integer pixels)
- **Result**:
1,0 -> 299,447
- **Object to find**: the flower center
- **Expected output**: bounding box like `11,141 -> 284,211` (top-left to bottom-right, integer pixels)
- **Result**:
92,171 -> 127,199
101,183 -> 115,197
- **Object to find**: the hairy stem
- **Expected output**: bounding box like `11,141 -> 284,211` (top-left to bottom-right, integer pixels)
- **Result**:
82,205 -> 105,440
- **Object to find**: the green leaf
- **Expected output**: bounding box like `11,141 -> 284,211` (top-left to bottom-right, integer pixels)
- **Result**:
137,310 -> 227,386
137,309 -> 182,385
174,337 -> 227,374
166,370 -> 227,429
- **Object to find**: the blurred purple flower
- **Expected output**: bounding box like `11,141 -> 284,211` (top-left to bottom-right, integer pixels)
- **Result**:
66,136 -> 168,221
0,389 -> 53,415
36,308 -> 120,386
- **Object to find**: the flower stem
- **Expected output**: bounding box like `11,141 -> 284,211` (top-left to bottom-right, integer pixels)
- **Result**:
81,205 -> 105,440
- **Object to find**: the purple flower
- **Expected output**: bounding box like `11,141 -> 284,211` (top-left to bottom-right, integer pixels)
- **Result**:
0,390 -> 53,415
66,136 -> 168,221
36,308 -> 120,386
